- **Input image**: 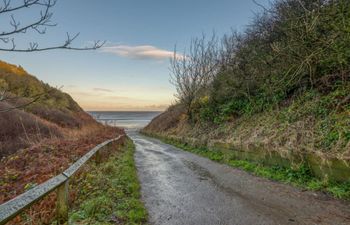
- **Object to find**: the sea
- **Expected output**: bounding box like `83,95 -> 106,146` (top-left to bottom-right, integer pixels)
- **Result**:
88,111 -> 162,130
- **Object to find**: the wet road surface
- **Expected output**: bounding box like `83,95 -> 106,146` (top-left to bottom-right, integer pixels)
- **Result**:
129,131 -> 350,225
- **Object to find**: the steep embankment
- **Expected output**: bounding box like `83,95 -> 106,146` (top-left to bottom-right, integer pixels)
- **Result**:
0,60 -> 124,203
143,87 -> 350,181
145,86 -> 350,158
143,0 -> 350,184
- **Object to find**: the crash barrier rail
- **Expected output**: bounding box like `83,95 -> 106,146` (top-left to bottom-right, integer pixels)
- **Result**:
0,134 -> 125,225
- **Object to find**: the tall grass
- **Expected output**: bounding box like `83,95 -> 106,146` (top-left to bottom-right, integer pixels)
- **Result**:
0,102 -> 62,158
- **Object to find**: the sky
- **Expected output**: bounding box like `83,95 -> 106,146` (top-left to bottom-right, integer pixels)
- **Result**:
0,0 -> 269,111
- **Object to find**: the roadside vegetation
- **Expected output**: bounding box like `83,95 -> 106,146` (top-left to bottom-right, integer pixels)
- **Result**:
0,61 -> 126,224
69,138 -> 148,225
171,0 -> 350,123
144,133 -> 350,200
143,0 -> 350,189
165,0 -> 350,155
143,1 -> 350,199
0,60 -> 101,158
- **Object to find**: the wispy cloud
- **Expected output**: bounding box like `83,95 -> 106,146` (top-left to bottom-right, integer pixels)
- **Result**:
93,88 -> 114,93
101,45 -> 176,60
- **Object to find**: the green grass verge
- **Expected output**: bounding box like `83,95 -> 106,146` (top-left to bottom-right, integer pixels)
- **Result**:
143,132 -> 350,200
69,138 -> 148,225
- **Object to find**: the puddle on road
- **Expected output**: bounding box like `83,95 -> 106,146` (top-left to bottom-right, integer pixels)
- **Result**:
183,160 -> 214,181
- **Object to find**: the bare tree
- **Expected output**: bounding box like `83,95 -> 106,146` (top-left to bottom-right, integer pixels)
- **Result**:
0,0 -> 105,112
0,0 -> 105,52
170,33 -> 220,115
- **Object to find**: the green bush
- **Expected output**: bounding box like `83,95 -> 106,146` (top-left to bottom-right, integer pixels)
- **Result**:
183,0 -> 350,125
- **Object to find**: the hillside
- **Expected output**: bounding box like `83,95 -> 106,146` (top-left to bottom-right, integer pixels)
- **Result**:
143,0 -> 350,183
0,60 -> 98,157
145,86 -> 350,158
0,60 -> 87,126
0,60 -> 124,203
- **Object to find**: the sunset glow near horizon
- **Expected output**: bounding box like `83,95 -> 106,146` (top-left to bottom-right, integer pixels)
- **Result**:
0,0 -> 269,111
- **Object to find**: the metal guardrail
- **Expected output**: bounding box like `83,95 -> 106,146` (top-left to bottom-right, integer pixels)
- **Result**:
0,135 -> 124,225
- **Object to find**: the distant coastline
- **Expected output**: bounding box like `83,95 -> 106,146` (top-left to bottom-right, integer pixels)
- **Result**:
88,111 -> 162,129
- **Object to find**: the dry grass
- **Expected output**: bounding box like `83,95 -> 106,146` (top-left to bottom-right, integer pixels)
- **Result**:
0,100 -> 125,205
3,136 -> 126,225
0,98 -> 103,159
0,59 -> 128,224
0,124 -> 124,204
143,90 -> 350,160
29,106 -> 83,128
144,104 -> 186,133
0,61 -> 27,76
0,99 -> 125,224
0,102 -> 63,158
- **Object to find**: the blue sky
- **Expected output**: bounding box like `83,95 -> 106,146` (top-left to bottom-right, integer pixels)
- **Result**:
0,0 -> 269,111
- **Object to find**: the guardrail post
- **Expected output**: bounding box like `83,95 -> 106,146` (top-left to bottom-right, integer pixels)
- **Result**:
56,179 -> 69,225
95,150 -> 101,164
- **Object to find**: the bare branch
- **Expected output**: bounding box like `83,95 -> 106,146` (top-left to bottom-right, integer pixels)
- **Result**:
0,39 -> 106,52
0,0 -> 105,52
0,0 -> 105,112
170,32 -> 220,113
0,0 -> 41,14
0,0 -> 57,37
252,0 -> 269,12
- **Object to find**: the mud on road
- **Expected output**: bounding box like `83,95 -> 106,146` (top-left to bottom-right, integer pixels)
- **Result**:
129,131 -> 350,225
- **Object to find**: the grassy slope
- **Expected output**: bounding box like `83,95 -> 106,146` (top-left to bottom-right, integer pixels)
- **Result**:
143,2 -> 350,175
144,86 -> 350,159
0,60 -> 101,158
0,60 -> 125,205
0,60 -> 82,113
69,138 -> 148,225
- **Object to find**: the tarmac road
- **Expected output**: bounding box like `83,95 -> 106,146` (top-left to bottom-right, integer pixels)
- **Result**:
129,131 -> 350,225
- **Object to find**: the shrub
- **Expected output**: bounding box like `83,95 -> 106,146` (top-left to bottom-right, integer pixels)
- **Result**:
172,0 -> 350,124
0,102 -> 62,158
29,105 -> 83,128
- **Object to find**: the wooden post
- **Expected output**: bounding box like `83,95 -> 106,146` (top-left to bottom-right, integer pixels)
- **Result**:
56,180 -> 69,225
95,150 -> 102,164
